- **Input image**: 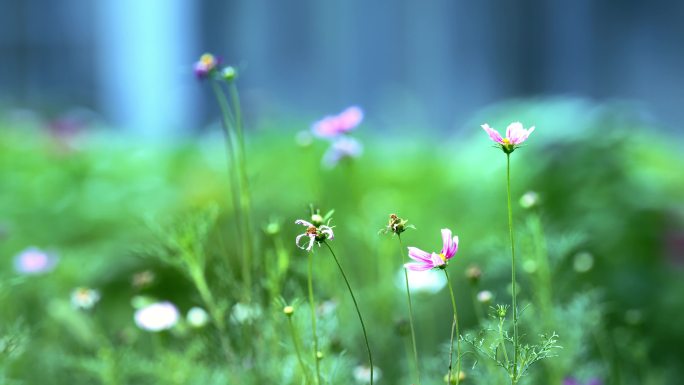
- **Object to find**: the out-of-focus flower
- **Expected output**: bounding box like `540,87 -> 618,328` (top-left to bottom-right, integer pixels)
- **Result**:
222,66 -> 237,81
573,251 -> 594,273
13,247 -> 57,275
295,219 -> 334,251
322,137 -> 363,168
194,53 -> 219,79
481,122 -> 535,154
466,265 -> 482,284
70,287 -> 101,310
477,290 -> 493,304
312,106 -> 363,138
443,371 -> 466,384
316,299 -> 339,317
186,307 -> 210,328
520,191 -> 540,209
564,378 -> 602,385
353,365 -> 381,384
396,268 -> 447,294
131,270 -> 155,289
405,228 -> 459,271
230,302 -> 262,324
134,301 -> 180,332
282,305 -> 294,316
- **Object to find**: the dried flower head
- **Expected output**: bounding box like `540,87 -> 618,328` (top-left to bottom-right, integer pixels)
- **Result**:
295,211 -> 335,251
381,213 -> 414,236
481,122 -> 535,154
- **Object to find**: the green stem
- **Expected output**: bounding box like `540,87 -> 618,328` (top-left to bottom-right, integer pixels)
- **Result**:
323,242 -> 373,385
288,316 -> 313,385
398,235 -> 422,385
307,251 -> 322,385
506,153 -> 519,384
498,316 -> 510,369
191,267 -> 235,362
211,81 -> 252,301
444,269 -> 461,385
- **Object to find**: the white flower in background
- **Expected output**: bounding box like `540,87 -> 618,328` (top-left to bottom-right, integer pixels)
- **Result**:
396,267 -> 447,294
353,365 -> 382,383
13,247 -> 57,275
186,307 -> 210,328
134,301 -> 180,332
520,191 -> 540,209
477,290 -> 493,304
70,287 -> 101,310
230,302 -> 262,324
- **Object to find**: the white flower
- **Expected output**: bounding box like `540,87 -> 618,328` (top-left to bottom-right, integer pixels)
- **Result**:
186,307 -> 210,328
230,302 -> 262,324
70,287 -> 101,310
519,191 -> 540,209
134,301 -> 180,332
396,268 -> 447,294
477,290 -> 493,304
353,365 -> 381,383
14,247 -> 57,275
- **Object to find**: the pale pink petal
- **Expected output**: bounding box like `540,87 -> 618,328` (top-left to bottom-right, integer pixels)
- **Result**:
441,228 -> 453,254
481,124 -> 503,144
447,236 -> 459,260
311,117 -> 338,138
295,219 -> 314,227
506,122 -> 524,143
431,253 -> 446,268
517,126 -> 535,144
337,106 -> 363,132
408,247 -> 432,262
404,262 -> 433,271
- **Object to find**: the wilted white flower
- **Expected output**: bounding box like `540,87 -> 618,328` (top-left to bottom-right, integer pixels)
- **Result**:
134,301 -> 180,332
70,287 -> 101,310
353,365 -> 381,383
14,247 -> 57,275
186,307 -> 210,328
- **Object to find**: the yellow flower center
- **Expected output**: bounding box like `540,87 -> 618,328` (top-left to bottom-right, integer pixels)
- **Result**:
200,54 -> 216,66
502,138 -> 511,145
439,253 -> 447,262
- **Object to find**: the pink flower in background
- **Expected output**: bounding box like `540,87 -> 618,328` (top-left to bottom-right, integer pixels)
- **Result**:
295,219 -> 334,251
134,301 -> 180,332
322,137 -> 363,167
13,247 -> 57,275
312,106 -> 363,138
405,228 -> 459,271
481,122 -> 535,153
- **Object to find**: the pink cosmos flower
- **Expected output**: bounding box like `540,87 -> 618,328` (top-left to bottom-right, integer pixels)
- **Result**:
295,219 -> 334,251
194,53 -> 219,79
405,228 -> 459,271
14,247 -> 58,275
312,106 -> 363,138
481,122 -> 535,153
322,137 -> 363,167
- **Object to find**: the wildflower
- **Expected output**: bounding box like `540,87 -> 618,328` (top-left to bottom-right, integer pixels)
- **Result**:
131,270 -> 155,289
381,213 -> 413,236
282,305 -> 294,316
312,106 -> 363,138
481,122 -> 535,154
322,137 -> 363,168
477,290 -> 493,304
222,66 -> 237,81
294,219 -> 334,251
465,265 -> 482,284
194,53 -> 219,79
13,247 -> 57,275
134,301 -> 180,332
230,302 -> 262,324
186,307 -> 209,328
405,228 -> 459,271
70,287 -> 101,310
353,365 -> 382,384
519,191 -> 540,209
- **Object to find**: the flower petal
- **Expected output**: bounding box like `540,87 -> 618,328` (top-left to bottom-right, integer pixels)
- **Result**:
295,233 -> 308,249
481,124 -> 503,144
431,253 -> 445,268
295,219 -> 314,227
505,122 -> 524,143
337,106 -> 363,132
320,226 -> 334,240
408,247 -> 432,262
517,125 -> 535,144
306,236 -> 315,251
404,262 -> 433,271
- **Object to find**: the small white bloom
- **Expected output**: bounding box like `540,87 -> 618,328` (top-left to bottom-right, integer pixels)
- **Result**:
519,191 -> 540,209
477,290 -> 493,304
353,365 -> 381,383
134,301 -> 180,332
186,307 -> 210,328
70,287 -> 101,310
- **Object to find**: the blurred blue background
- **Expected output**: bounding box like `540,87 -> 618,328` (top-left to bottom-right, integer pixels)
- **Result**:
1,0 -> 683,135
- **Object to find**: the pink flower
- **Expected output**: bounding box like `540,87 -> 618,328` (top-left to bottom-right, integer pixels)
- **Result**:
312,106 -> 363,138
481,122 -> 535,153
295,219 -> 334,251
194,53 -> 219,79
322,137 -> 363,167
405,229 -> 459,271
13,247 -> 57,275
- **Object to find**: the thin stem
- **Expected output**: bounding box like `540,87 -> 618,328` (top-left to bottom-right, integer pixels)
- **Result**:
307,251 -> 321,385
444,269 -> 461,385
288,316 -> 313,385
397,235 -> 422,385
323,242 -> 373,385
211,81 -> 251,301
506,153 -> 519,384
498,316 -> 510,368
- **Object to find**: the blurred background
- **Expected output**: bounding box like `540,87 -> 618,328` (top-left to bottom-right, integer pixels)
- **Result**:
1,1 -> 684,385
2,0 -> 684,134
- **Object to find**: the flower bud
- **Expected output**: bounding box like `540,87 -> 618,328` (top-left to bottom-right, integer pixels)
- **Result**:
520,191 -> 540,209
444,371 -> 466,384
222,66 -> 237,81
316,351 -> 324,360
283,305 -> 294,316
465,265 -> 482,284
311,214 -> 324,226
477,290 -> 493,305
187,307 -> 209,328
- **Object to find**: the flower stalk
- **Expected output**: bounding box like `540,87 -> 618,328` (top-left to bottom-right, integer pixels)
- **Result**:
506,153 -> 519,384
445,269 -> 461,385
397,234 -> 421,385
307,251 -> 322,385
